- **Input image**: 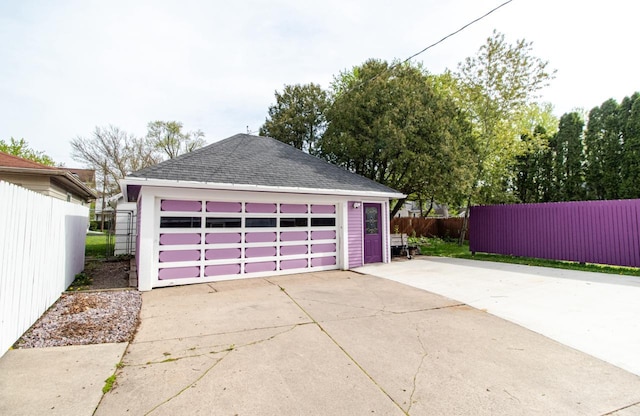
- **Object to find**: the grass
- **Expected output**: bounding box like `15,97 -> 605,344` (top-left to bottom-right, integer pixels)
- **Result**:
417,237 -> 640,277
85,233 -> 114,258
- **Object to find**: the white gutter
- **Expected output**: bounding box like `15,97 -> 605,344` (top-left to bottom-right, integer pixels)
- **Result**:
120,176 -> 406,201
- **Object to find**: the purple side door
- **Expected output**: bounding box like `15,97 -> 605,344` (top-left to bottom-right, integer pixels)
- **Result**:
363,203 -> 382,263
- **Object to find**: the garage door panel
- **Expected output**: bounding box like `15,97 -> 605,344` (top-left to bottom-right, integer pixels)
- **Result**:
205,233 -> 242,244
160,233 -> 201,245
245,232 -> 277,243
159,266 -> 200,280
156,200 -> 338,285
205,248 -> 241,260
205,264 -> 241,277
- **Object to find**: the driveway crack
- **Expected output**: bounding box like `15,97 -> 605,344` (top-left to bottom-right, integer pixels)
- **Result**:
140,324 -> 299,415
276,284 -> 410,416
407,326 -> 428,414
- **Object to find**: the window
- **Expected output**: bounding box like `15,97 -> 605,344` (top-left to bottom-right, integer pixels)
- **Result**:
311,217 -> 335,227
280,218 -> 308,227
160,217 -> 202,228
246,218 -> 277,227
206,217 -> 241,228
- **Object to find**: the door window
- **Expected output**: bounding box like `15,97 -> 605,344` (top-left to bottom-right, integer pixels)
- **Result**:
365,207 -> 379,234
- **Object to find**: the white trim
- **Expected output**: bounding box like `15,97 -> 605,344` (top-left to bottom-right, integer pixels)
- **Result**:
121,177 -> 405,200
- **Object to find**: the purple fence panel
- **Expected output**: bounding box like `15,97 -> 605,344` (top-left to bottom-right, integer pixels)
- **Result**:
469,199 -> 640,268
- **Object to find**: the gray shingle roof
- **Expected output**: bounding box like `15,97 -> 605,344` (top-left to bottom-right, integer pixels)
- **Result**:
128,134 -> 401,195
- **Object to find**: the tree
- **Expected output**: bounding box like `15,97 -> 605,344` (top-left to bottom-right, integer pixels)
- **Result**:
0,137 -> 56,166
147,121 -> 205,159
259,83 -> 329,155
584,99 -> 621,200
454,30 -> 555,241
71,125 -> 161,196
514,126 -> 554,203
554,112 -> 585,201
321,59 -> 474,217
620,94 -> 640,198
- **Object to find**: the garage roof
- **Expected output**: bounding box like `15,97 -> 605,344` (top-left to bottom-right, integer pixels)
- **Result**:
124,134 -> 404,199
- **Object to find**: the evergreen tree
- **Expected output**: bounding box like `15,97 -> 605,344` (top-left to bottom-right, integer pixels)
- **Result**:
555,112 -> 585,200
621,94 -> 640,197
585,100 -> 621,200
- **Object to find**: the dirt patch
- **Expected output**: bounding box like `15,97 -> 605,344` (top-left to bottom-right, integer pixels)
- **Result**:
70,258 -> 131,290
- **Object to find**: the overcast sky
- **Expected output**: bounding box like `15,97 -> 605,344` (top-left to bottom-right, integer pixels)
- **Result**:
1,0 -> 639,167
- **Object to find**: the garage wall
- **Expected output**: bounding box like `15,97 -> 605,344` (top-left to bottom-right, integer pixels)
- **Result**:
347,201 -> 363,268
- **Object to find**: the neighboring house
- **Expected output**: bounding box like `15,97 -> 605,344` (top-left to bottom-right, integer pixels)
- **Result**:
121,134 -> 404,291
0,152 -> 96,205
396,200 -> 450,218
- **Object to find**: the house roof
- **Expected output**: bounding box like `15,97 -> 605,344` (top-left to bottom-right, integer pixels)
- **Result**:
124,134 -> 404,199
0,151 -> 97,201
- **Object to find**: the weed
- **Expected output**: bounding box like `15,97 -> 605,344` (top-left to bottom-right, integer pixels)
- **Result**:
102,374 -> 117,394
68,271 -> 92,290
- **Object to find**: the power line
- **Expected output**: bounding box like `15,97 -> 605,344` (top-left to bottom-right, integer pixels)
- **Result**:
351,0 -> 515,91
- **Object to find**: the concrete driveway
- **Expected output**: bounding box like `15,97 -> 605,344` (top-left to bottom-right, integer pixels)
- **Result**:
92,270 -> 640,415
357,257 -> 640,377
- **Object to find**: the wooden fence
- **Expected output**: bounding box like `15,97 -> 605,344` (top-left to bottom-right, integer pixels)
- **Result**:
0,181 -> 88,356
390,217 -> 467,240
470,199 -> 640,267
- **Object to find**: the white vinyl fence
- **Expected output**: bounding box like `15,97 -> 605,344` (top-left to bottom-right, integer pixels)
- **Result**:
0,181 -> 88,356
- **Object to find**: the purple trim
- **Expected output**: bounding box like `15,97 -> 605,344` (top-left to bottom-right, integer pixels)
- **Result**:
280,245 -> 308,255
245,203 -> 277,213
311,243 -> 336,254
206,201 -> 242,212
245,232 -> 277,243
205,248 -> 241,260
311,204 -> 335,214
280,259 -> 308,270
205,264 -> 241,276
311,230 -> 336,240
280,231 -> 308,242
158,266 -> 200,280
245,246 -> 277,258
160,233 -> 201,245
205,233 -> 242,244
161,200 -> 202,212
280,204 -> 308,214
245,261 -> 277,273
159,250 -> 201,263
311,256 -> 336,267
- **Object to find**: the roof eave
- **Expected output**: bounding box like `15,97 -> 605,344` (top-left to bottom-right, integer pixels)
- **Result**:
121,176 -> 406,200
0,166 -> 97,201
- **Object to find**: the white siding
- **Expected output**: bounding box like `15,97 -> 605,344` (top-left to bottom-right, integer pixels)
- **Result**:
0,181 -> 88,356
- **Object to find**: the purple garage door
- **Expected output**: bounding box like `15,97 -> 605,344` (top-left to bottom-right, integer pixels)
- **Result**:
155,199 -> 338,284
363,203 -> 382,263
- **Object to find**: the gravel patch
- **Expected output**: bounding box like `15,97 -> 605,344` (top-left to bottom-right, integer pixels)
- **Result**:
16,291 -> 142,349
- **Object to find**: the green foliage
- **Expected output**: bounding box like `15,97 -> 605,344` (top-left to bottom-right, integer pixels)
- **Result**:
555,112 -> 585,201
620,94 -> 640,198
102,374 -> 117,394
147,121 -> 205,159
85,233 -> 114,258
321,59 -> 474,215
585,99 -> 622,200
259,83 -> 329,155
454,30 -> 556,205
0,137 -> 56,166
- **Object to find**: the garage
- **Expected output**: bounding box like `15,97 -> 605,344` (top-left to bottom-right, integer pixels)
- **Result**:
121,134 -> 404,290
